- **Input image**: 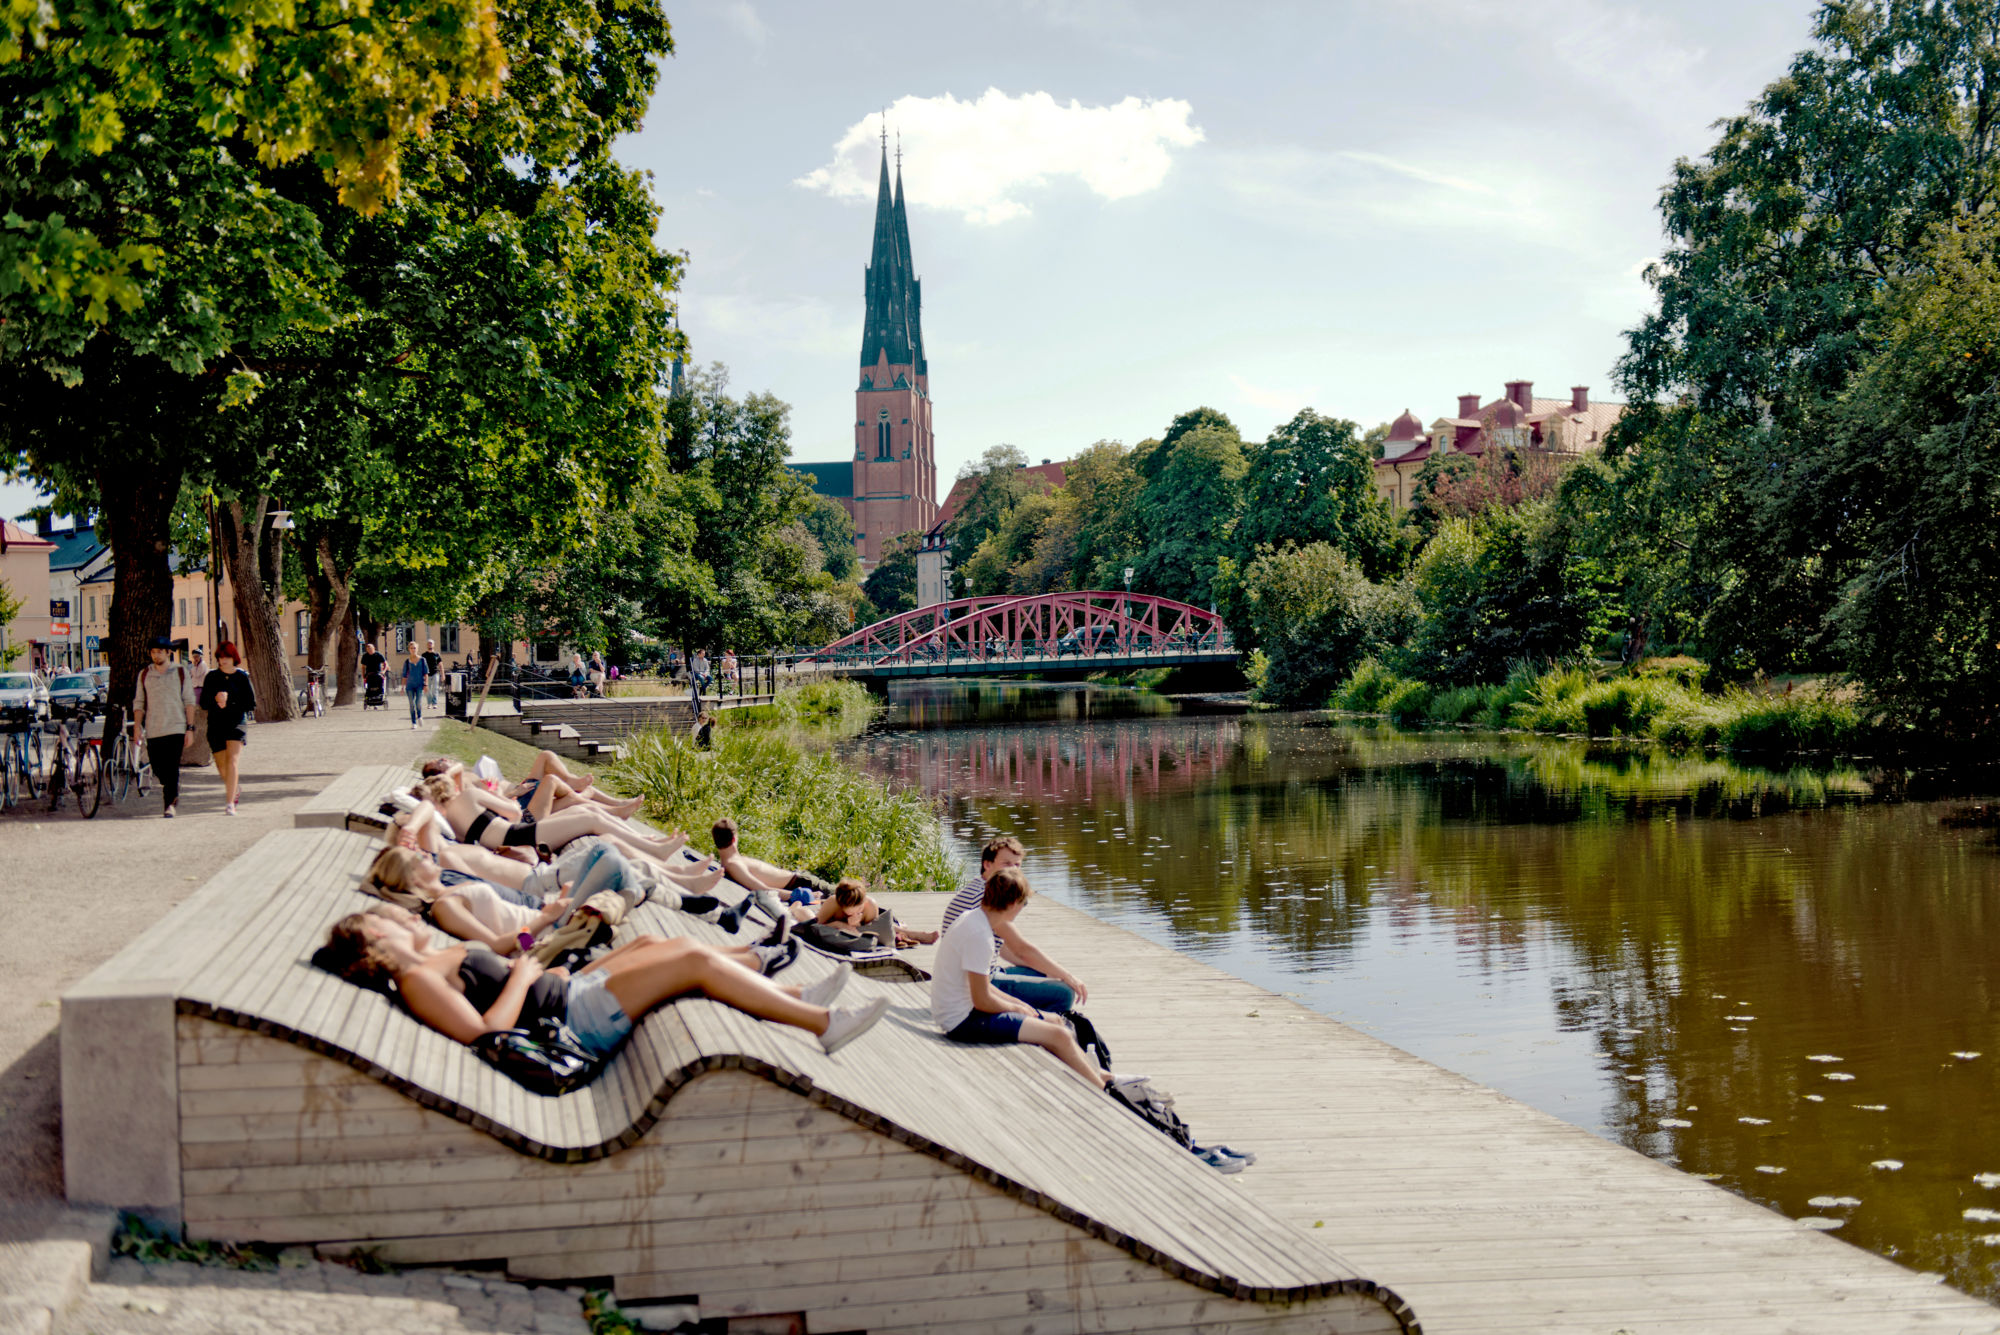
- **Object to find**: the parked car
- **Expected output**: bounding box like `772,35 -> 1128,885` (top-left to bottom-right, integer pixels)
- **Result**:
47,672 -> 98,714
85,665 -> 111,699
0,671 -> 46,717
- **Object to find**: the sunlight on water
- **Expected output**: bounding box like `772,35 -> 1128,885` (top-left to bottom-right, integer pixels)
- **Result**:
849,687 -> 2000,1299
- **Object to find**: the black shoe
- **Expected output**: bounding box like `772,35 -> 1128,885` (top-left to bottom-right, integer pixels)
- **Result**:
754,938 -> 801,977
760,914 -> 793,949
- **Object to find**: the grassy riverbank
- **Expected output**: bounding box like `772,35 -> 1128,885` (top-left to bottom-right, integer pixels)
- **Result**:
1332,658 -> 1865,754
611,682 -> 958,891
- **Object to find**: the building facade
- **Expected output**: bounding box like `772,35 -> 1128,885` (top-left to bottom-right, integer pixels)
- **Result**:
1374,381 -> 1625,511
790,145 -> 938,568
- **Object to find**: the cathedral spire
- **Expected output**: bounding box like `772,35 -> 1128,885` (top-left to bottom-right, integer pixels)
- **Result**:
892,152 -> 926,378
859,141 -> 910,370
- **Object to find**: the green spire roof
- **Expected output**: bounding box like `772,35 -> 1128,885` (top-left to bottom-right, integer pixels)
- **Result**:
860,144 -> 924,374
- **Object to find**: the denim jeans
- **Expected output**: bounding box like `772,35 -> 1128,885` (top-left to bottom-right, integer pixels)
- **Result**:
405,688 -> 423,724
991,966 -> 1074,1014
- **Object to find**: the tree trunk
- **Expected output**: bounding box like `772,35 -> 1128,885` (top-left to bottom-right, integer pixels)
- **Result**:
96,459 -> 183,740
304,531 -> 356,705
216,496 -> 298,722
336,600 -> 360,706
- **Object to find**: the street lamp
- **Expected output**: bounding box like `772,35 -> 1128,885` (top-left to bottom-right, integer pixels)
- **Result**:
1122,568 -> 1133,652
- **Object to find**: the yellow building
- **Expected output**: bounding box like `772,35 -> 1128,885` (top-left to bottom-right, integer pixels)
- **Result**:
1375,381 -> 1624,512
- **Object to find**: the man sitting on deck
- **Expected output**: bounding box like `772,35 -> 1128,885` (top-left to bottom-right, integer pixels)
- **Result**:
711,817 -> 834,910
941,836 -> 1088,1014
932,868 -> 1108,1088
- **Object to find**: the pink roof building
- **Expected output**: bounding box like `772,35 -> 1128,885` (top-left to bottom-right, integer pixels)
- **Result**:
1376,381 -> 1624,511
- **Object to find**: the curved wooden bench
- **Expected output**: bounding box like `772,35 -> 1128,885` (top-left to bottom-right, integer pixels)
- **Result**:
292,764 -> 420,833
66,826 -> 1418,1333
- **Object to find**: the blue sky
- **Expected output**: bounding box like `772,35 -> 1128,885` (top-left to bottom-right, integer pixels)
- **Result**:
2,0 -> 1820,519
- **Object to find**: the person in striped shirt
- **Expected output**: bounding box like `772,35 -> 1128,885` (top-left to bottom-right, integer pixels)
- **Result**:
940,835 -> 1088,1014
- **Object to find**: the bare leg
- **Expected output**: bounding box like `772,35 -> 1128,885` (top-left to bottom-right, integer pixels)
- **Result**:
596,938 -> 829,1035
1018,1016 -> 1108,1088
436,842 -> 532,889
531,808 -> 686,858
528,750 -> 592,790
219,740 -> 244,805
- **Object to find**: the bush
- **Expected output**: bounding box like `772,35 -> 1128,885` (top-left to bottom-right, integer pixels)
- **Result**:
771,679 -> 881,730
1237,543 -> 1416,705
1509,665 -> 1594,733
1381,678 -> 1435,727
611,727 -> 958,890
1332,658 -> 1401,712
1425,684 -> 1493,725
1721,692 -> 1863,753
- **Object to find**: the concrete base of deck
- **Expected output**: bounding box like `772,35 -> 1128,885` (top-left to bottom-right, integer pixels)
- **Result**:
878,893 -> 2000,1335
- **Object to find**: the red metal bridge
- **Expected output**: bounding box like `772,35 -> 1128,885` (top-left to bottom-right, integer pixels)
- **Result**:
804,591 -> 1238,680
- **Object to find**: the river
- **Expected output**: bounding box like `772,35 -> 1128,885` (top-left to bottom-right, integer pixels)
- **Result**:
845,679 -> 2000,1301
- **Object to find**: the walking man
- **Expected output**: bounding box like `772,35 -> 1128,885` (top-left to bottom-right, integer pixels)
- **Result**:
132,636 -> 197,818
689,647 -> 710,712
423,638 -> 442,709
400,641 -> 430,729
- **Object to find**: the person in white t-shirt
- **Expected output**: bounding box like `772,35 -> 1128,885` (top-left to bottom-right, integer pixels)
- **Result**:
931,869 -> 1108,1088
939,836 -> 1087,1013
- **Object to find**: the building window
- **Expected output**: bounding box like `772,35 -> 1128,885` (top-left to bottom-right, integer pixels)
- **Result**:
297,610 -> 311,656
441,625 -> 461,654
194,597 -> 204,627
87,596 -> 95,623
177,598 -> 187,627
876,408 -> 892,460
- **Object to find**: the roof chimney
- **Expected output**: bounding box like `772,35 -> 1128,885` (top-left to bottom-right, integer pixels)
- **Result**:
1571,386 -> 1589,413
1505,379 -> 1533,410
1457,394 -> 1481,419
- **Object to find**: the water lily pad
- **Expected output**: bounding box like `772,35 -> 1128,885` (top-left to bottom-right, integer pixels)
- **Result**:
1738,1117 -> 1771,1125
1804,1094 -> 1825,1103
1965,1208 -> 2000,1223
1623,1074 -> 1647,1082
1797,1217 -> 1845,1230
1854,1104 -> 1888,1112
1978,1235 -> 2000,1247
1808,1195 -> 1861,1209
1690,1172 -> 1723,1181
1952,1051 -> 1982,1060
1872,1160 -> 1904,1171
1755,1165 -> 1786,1174
1824,1072 -> 1856,1082
1806,1054 -> 1843,1063
1974,1173 -> 2000,1189
1725,1015 -> 1757,1022
1660,1118 -> 1693,1128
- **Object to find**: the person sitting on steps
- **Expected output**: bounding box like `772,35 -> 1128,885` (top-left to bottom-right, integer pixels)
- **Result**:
939,835 -> 1088,1014
930,868 -> 1115,1089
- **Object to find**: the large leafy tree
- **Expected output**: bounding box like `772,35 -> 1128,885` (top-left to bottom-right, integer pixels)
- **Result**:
1235,409 -> 1403,579
1135,417 -> 1247,606
1612,0 -> 2000,673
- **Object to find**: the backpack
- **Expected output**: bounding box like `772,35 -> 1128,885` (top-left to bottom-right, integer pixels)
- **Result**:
1106,1076 -> 1194,1151
1063,1010 -> 1114,1072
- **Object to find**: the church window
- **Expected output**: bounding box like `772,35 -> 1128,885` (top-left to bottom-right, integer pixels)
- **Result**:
877,409 -> 892,460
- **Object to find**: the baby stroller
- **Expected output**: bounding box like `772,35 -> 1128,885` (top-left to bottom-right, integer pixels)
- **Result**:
362,667 -> 387,710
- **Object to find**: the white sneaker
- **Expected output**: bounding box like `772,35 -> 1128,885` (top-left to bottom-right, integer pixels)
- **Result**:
800,965 -> 851,1009
819,995 -> 889,1055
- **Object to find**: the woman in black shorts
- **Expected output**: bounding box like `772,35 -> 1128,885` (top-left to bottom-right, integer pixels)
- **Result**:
198,642 -> 255,815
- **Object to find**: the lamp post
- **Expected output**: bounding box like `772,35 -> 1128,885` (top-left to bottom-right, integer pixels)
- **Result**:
1122,568 -> 1133,652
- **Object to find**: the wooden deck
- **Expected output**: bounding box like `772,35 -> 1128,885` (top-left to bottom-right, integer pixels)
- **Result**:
291,763 -> 420,834
63,819 -> 1417,1333
875,893 -> 2000,1335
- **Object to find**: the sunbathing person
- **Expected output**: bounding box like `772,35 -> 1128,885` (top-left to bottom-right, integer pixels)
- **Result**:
422,754 -> 643,822
319,905 -> 884,1060
816,876 -> 937,949
930,869 -> 1108,1088
939,836 -> 1087,1013
420,766 -> 724,894
711,818 -> 833,907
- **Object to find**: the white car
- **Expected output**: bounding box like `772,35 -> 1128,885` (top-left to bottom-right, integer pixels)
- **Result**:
0,671 -> 46,718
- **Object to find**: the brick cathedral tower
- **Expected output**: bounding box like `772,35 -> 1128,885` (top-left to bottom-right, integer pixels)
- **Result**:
846,140 -> 937,565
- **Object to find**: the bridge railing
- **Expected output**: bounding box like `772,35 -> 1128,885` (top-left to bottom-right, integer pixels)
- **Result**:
791,628 -> 1236,673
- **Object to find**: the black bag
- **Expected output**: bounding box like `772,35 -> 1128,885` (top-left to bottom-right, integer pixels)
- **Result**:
1063,1010 -> 1114,1071
472,1023 -> 603,1096
1106,1077 -> 1194,1151
795,920 -> 896,959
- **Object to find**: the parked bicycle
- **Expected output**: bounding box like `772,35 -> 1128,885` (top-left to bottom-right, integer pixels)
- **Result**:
43,703 -> 103,818
103,720 -> 150,805
0,708 -> 39,810
300,666 -> 327,718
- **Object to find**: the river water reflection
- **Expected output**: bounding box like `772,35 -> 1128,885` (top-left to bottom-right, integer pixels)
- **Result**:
846,681 -> 2000,1299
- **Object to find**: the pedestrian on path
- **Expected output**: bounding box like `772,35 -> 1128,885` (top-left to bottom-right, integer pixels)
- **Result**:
690,648 -> 710,712
422,639 -> 442,709
401,643 -> 430,729
198,643 -> 254,815
132,636 -> 197,818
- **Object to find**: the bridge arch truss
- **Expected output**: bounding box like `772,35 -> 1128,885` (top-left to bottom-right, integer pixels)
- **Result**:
807,591 -> 1233,669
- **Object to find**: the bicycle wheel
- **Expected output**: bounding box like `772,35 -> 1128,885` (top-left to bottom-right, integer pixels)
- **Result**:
76,744 -> 102,818
44,747 -> 66,813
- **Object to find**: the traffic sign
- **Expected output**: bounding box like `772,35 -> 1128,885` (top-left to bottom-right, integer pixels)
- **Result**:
50,620 -> 71,636
49,599 -> 69,618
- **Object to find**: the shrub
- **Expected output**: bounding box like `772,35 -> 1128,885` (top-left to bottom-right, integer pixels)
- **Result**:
612,727 -> 958,891
1509,664 -> 1594,733
1721,692 -> 1863,753
1425,684 -> 1492,725
1332,658 -> 1401,712
1381,678 -> 1435,727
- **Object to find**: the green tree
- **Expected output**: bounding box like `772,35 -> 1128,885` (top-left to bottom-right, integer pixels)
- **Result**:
1235,542 -> 1414,705
862,532 -> 921,618
802,495 -> 860,581
1235,409 -> 1403,578
1135,419 -> 1247,606
961,489 -> 1059,596
0,575 -> 23,666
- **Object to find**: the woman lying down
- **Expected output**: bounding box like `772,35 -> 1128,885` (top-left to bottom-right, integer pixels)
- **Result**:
318,903 -> 890,1062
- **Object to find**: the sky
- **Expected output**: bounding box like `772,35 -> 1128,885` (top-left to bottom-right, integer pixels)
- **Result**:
1,0 -> 1822,520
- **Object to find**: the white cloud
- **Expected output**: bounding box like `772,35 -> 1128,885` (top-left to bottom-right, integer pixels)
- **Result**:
720,0 -> 767,48
796,90 -> 1204,225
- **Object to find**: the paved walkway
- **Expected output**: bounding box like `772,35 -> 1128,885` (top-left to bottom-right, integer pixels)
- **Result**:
0,703 -> 435,1229
880,893 -> 2000,1335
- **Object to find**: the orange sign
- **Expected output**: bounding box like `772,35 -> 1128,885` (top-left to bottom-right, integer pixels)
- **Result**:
49,620 -> 71,636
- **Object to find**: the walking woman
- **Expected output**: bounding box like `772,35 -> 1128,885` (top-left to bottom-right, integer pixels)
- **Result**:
132,636 -> 196,818
401,642 -> 430,729
199,642 -> 255,814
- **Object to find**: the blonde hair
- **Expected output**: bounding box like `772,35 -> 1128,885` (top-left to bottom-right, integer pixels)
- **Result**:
417,774 -> 455,807
361,846 -> 436,914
